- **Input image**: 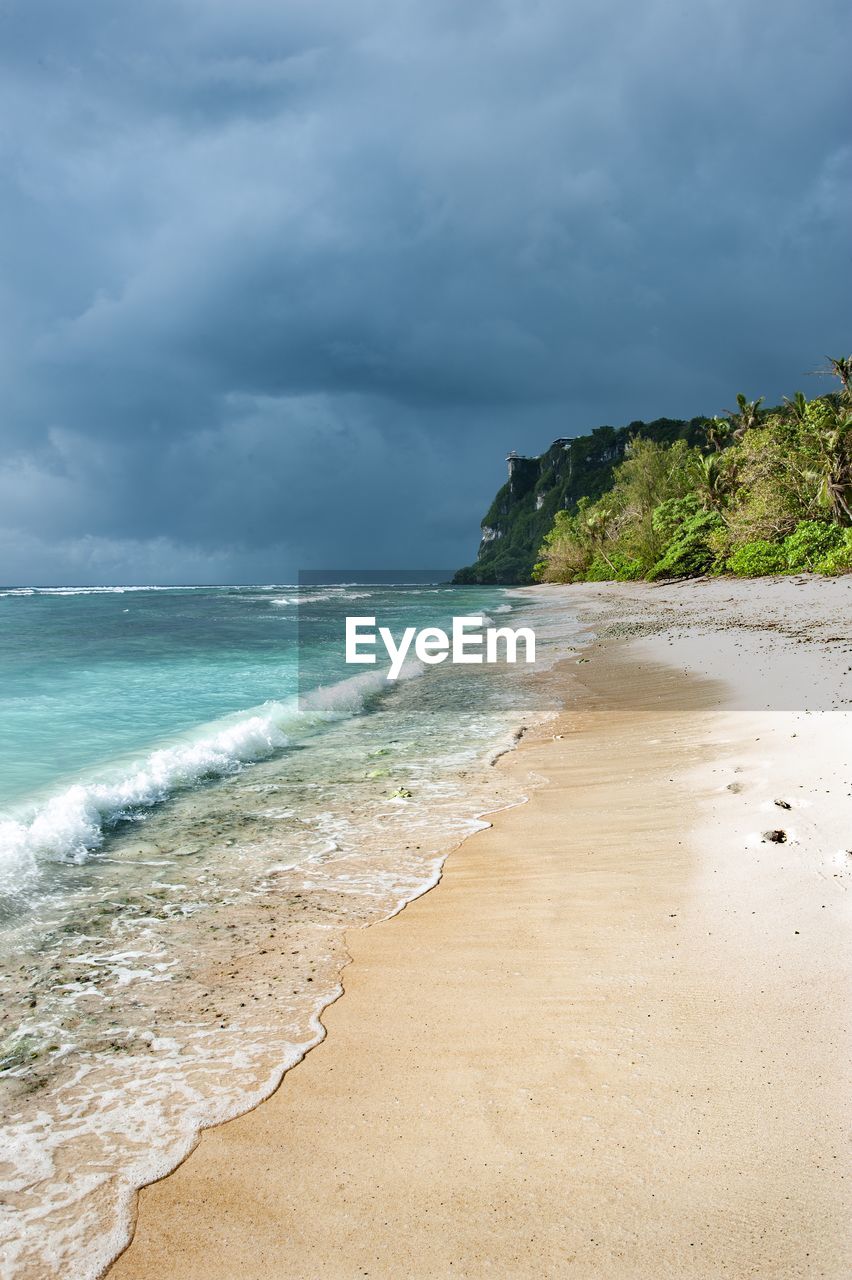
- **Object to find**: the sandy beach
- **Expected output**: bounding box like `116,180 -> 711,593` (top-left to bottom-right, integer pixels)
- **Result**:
107,578 -> 852,1279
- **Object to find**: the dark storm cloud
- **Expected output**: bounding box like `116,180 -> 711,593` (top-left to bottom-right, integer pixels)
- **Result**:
0,0 -> 849,583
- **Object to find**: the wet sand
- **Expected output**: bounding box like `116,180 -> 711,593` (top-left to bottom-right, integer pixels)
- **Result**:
108,579 -> 852,1279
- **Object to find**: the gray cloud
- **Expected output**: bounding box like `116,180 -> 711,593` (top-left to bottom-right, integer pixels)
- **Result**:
0,0 -> 850,583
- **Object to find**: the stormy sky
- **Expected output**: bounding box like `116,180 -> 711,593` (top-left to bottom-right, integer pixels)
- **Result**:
1,0 -> 850,584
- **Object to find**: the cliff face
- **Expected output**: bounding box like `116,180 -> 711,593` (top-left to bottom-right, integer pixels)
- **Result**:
454,416 -> 708,584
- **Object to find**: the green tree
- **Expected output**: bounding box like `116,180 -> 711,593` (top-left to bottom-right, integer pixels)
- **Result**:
691,452 -> 729,512
827,355 -> 852,402
782,391 -> 808,424
533,375 -> 851,586
804,399 -> 852,524
702,416 -> 733,452
725,393 -> 765,439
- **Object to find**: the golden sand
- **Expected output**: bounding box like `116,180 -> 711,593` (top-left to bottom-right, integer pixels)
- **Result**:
108,585 -> 852,1279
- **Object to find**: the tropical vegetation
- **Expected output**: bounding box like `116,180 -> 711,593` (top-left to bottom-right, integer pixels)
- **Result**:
533,359 -> 852,583
453,416 -> 710,583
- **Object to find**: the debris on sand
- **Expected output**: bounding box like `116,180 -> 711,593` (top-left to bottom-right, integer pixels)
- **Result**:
763,829 -> 788,843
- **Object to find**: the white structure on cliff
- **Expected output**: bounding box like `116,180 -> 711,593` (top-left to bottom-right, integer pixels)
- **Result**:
506,450 -> 532,478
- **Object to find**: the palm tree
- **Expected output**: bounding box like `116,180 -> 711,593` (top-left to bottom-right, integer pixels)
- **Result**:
584,496 -> 622,573
783,391 -> 808,424
814,406 -> 852,524
809,356 -> 852,403
693,453 -> 727,511
827,355 -> 852,402
725,393 -> 765,439
702,417 -> 733,452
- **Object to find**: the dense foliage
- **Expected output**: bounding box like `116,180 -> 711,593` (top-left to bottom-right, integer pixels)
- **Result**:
453,416 -> 708,583
533,360 -> 852,583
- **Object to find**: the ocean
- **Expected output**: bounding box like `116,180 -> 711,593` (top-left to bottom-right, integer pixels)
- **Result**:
0,582 -> 580,1278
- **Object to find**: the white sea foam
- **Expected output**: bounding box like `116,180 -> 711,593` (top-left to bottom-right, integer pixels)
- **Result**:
270,589 -> 371,606
0,586 -> 178,597
0,666 -> 419,889
0,584 -> 574,1279
0,585 -> 295,598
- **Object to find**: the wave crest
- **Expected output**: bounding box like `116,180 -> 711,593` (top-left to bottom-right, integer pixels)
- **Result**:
0,666 -> 417,895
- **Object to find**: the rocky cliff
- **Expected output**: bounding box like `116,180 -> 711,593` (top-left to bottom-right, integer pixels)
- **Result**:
454,416 -> 708,584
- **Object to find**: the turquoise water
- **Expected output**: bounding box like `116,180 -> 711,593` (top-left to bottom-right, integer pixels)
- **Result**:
0,582 -> 505,895
0,581 -> 578,1280
0,587 -> 301,809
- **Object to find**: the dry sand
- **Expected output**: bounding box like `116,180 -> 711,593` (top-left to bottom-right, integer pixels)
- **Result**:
108,578 -> 852,1279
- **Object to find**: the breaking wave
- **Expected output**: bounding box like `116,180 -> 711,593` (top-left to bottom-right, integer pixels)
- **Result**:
269,590 -> 372,606
0,665 -> 420,896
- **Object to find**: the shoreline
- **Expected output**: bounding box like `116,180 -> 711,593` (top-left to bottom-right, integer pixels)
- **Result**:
108,579 -> 851,1278
95,736 -> 549,1279
3,586 -> 570,1280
